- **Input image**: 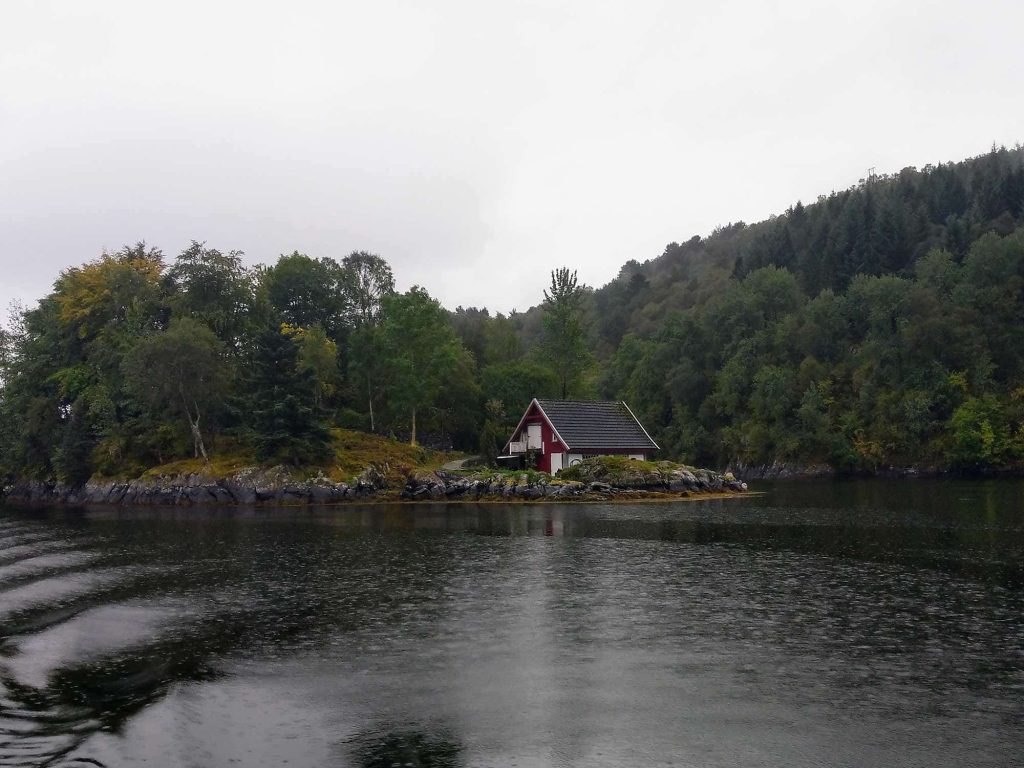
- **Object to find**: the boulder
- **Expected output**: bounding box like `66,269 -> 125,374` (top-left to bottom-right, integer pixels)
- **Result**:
221,479 -> 256,504
357,464 -> 388,492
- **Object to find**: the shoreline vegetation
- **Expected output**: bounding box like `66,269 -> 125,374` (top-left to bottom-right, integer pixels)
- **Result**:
3,147 -> 1024,488
1,437 -> 747,507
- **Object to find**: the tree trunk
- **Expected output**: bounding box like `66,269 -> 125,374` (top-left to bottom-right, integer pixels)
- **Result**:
410,407 -> 417,446
190,418 -> 209,463
367,375 -> 375,432
180,388 -> 209,464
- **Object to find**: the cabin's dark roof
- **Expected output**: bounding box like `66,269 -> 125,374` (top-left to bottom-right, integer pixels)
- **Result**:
535,399 -> 659,451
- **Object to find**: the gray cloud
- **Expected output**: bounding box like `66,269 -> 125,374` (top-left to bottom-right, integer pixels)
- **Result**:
2,0 -> 1022,318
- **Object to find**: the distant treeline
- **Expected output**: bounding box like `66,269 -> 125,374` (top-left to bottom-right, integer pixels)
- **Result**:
2,145 -> 1023,483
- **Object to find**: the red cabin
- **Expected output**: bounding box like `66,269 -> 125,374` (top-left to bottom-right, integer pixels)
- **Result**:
501,399 -> 660,475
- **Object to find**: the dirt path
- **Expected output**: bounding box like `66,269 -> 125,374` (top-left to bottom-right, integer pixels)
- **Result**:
441,456 -> 479,471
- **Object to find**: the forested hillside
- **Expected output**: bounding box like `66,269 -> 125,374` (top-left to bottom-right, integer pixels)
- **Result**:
582,145 -> 1024,472
2,145 -> 1023,485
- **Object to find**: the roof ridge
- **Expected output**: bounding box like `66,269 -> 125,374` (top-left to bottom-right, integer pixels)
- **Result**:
535,398 -> 624,404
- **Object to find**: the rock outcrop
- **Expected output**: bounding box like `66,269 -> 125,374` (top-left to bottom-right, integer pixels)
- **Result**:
727,460 -> 834,480
3,459 -> 747,507
2,467 -> 364,506
400,459 -> 747,501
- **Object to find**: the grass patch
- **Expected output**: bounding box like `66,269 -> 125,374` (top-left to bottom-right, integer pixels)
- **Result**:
557,455 -> 697,484
558,455 -> 655,482
128,428 -> 460,485
325,429 -> 456,484
140,452 -> 256,479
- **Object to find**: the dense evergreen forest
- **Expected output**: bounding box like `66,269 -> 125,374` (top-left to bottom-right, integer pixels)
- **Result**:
2,145 -> 1023,484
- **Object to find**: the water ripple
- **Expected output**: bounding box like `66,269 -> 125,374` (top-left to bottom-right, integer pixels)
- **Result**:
0,482 -> 1021,767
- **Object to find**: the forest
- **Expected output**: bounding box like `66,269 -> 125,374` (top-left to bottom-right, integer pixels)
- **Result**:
2,145 -> 1024,484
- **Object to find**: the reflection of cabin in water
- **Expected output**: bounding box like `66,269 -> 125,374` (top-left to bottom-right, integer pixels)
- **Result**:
501,398 -> 659,475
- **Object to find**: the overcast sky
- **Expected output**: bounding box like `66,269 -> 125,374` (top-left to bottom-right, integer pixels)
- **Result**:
2,0 -> 1022,319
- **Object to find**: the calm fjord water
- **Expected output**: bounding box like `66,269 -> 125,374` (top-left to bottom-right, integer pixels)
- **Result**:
1,480 -> 1022,767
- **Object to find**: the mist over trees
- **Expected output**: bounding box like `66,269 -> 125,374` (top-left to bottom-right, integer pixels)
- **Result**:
1,145 -> 1024,483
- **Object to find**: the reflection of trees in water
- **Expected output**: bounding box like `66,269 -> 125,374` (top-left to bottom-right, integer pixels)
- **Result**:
346,726 -> 463,768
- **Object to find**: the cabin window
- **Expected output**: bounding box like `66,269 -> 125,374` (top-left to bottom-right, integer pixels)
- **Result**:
526,423 -> 543,450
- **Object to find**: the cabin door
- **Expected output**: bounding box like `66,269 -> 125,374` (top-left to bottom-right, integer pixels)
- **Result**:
549,452 -> 563,475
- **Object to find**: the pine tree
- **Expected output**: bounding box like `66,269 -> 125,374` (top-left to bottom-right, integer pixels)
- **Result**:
478,399 -> 507,467
248,324 -> 332,465
54,397 -> 95,485
540,268 -> 594,399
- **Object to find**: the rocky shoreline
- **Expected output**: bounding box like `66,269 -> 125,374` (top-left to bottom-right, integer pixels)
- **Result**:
727,460 -> 1024,479
2,462 -> 748,507
726,460 -> 835,480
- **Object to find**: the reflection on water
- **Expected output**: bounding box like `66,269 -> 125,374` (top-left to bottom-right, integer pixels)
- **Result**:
0,480 -> 1022,767
347,726 -> 463,768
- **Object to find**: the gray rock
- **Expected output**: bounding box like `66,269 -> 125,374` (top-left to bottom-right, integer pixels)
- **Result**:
221,480 -> 256,504
357,465 -> 388,491
187,486 -> 213,503
308,485 -> 334,503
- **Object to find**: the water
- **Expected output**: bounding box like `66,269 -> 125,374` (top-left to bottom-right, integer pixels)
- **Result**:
1,480 -> 1022,767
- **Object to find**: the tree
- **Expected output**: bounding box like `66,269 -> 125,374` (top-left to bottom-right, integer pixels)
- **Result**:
0,323 -> 14,386
262,252 -> 347,337
539,268 -> 594,399
378,287 -> 467,445
433,344 -> 482,450
53,396 -> 95,485
341,251 -> 395,430
247,323 -> 332,465
123,318 -> 230,462
53,243 -> 165,340
341,251 -> 395,327
167,241 -> 254,346
480,359 -> 559,420
451,306 -> 491,364
2,245 -> 170,480
282,323 -> 341,411
348,324 -> 384,432
478,400 -> 507,467
482,312 -> 523,365
947,395 -> 1015,469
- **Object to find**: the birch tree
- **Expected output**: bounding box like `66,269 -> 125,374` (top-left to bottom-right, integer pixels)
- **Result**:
342,251 -> 394,431
123,318 -> 229,462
